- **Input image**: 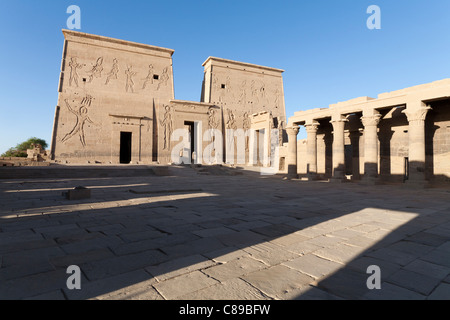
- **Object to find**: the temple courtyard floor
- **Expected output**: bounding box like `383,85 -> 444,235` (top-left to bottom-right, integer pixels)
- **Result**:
0,165 -> 449,300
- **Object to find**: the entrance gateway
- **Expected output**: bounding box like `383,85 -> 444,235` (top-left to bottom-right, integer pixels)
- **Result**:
120,132 -> 132,164
50,30 -> 288,167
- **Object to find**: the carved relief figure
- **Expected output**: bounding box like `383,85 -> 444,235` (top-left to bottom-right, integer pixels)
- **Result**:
260,83 -> 266,99
250,80 -> 259,103
125,65 -> 137,93
213,75 -> 220,91
208,107 -> 219,155
226,76 -> 232,93
278,120 -> 285,146
87,57 -> 103,83
160,105 -> 173,150
274,89 -> 280,109
105,58 -> 119,85
243,112 -> 251,151
68,57 -> 85,87
239,80 -> 247,103
61,96 -> 94,147
226,109 -> 237,130
208,107 -> 219,130
157,67 -> 170,90
142,64 -> 154,89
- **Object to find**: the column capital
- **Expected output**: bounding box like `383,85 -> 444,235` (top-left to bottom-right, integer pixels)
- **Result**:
304,123 -> 319,133
402,106 -> 432,123
329,118 -> 348,124
286,126 -> 300,136
361,114 -> 382,127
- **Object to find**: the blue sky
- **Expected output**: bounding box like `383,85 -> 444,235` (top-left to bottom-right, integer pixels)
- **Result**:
1,0 -> 450,153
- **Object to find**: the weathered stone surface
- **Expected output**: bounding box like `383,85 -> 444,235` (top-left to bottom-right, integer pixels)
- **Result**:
428,283 -> 450,300
283,254 -> 342,279
362,282 -> 426,300
242,265 -> 314,299
0,170 -> 449,301
178,278 -> 270,300
153,271 -> 219,300
64,270 -> 159,300
387,269 -> 442,295
146,254 -> 216,281
202,256 -> 266,282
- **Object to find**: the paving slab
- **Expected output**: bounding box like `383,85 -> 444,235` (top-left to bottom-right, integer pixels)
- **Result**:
362,282 -> 426,300
146,254 -> 216,281
242,265 -> 314,299
153,270 -> 219,300
282,254 -> 343,279
387,269 -> 443,296
178,278 -> 271,300
427,283 -> 450,300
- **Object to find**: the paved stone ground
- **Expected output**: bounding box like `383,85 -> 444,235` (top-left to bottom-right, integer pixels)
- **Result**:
0,166 -> 449,300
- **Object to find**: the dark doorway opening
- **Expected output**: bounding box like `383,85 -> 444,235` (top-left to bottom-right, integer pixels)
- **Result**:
184,121 -> 195,163
120,132 -> 132,164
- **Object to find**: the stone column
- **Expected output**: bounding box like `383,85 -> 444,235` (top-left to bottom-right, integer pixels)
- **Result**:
403,105 -> 431,185
286,126 -> 300,179
330,117 -> 348,181
349,130 -> 363,180
361,113 -> 381,183
305,123 -> 319,180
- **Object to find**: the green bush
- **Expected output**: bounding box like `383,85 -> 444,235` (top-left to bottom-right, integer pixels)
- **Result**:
1,138 -> 48,158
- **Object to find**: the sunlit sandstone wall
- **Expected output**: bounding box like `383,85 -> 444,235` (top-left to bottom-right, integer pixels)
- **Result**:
51,30 -> 175,164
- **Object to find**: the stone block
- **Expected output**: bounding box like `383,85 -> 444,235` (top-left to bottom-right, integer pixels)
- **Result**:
64,187 -> 91,200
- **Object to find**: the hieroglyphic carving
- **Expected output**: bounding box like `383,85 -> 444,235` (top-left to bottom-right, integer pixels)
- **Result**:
239,80 -> 247,104
105,58 -> 119,85
68,57 -> 85,87
125,65 -> 137,93
250,80 -> 259,103
157,67 -> 170,90
260,83 -> 266,99
160,105 -> 173,150
213,75 -> 220,91
208,107 -> 219,154
274,88 -> 280,109
226,76 -> 232,93
243,112 -> 251,151
142,64 -> 154,89
278,120 -> 285,146
61,95 -> 94,147
87,57 -> 103,83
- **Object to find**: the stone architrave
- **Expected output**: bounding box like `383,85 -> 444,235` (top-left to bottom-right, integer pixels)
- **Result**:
402,105 -> 432,185
330,117 -> 348,181
304,122 -> 319,179
361,113 -> 382,183
286,126 -> 300,179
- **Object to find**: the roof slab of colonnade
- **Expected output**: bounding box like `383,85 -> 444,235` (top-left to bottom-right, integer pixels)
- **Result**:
288,78 -> 450,127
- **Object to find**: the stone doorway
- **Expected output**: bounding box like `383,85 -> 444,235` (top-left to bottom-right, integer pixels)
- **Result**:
120,132 -> 132,164
184,121 -> 195,163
